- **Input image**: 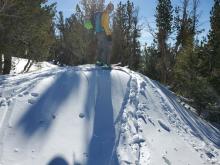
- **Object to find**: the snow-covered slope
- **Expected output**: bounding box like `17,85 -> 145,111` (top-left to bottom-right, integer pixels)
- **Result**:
0,64 -> 220,165
10,57 -> 57,74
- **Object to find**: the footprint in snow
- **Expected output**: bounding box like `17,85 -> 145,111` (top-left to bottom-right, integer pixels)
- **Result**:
14,148 -> 19,153
148,118 -> 155,126
28,99 -> 36,105
140,90 -> 147,98
31,93 -> 39,97
18,94 -> 23,97
162,156 -> 171,165
0,99 -> 7,106
158,120 -> 171,132
79,113 -> 85,118
23,91 -> 29,95
206,152 -> 215,159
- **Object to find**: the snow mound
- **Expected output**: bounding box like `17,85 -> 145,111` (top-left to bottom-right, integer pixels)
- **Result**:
0,64 -> 219,165
10,57 -> 57,74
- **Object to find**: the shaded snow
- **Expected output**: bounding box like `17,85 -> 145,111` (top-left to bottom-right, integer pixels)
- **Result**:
0,61 -> 220,165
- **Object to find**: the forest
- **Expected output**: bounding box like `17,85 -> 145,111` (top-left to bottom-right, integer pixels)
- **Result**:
0,0 -> 219,123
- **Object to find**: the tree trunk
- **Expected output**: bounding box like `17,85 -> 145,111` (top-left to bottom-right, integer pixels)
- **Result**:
3,54 -> 12,74
0,54 -> 2,74
26,61 -> 34,72
159,31 -> 168,84
23,59 -> 31,73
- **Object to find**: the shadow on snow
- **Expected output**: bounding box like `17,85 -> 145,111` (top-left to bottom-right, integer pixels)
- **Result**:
16,70 -> 81,137
154,81 -> 220,148
16,68 -> 121,165
85,70 -> 119,165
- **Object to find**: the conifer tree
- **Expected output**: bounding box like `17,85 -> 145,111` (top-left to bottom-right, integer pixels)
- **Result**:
155,0 -> 173,83
112,0 -> 141,70
208,0 -> 220,93
112,2 -> 127,64
0,0 -> 56,74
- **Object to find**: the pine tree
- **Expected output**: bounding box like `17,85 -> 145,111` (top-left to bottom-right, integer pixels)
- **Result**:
0,0 -> 56,74
112,2 -> 127,64
55,2 -> 99,66
0,1 -> 22,74
131,12 -> 141,70
142,43 -> 160,80
112,0 -> 141,70
174,0 -> 199,54
208,0 -> 220,94
155,0 -> 173,83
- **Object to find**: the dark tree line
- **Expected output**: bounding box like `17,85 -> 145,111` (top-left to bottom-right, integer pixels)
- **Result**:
143,0 -> 220,122
0,0 -> 141,72
0,0 -> 56,74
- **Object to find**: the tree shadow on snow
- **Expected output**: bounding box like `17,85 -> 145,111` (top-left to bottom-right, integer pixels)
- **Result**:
154,81 -> 220,148
15,70 -> 81,137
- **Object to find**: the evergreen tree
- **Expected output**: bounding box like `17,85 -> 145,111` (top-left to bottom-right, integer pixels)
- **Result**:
208,0 -> 220,94
131,13 -> 141,70
142,43 -> 160,80
0,0 -> 56,74
112,0 -> 141,71
54,2 -> 97,66
112,2 -> 127,65
174,0 -> 200,54
155,0 -> 173,83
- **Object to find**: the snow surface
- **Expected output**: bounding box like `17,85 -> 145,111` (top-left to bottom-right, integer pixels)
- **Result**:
10,57 -> 57,74
0,60 -> 220,165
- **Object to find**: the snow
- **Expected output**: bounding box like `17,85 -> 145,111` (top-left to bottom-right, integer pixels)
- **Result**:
10,57 -> 57,74
0,58 -> 220,165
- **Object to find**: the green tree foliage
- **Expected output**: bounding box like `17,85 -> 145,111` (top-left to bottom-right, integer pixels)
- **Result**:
0,0 -> 56,74
112,2 -> 127,65
174,42 -> 218,116
155,0 -> 173,83
208,0 -> 220,94
53,0 -> 106,66
141,0 -> 219,120
55,9 -> 95,65
174,0 -> 199,53
142,43 -> 160,80
112,0 -> 141,71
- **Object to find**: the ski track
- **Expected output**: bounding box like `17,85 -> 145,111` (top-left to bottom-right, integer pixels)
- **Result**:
115,69 -> 220,165
115,70 -> 150,164
0,66 -> 220,165
0,67 -> 67,145
137,73 -> 220,164
0,66 -> 132,165
0,67 -> 66,161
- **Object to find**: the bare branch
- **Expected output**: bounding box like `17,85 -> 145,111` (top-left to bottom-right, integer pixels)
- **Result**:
0,13 -> 21,18
146,21 -> 156,39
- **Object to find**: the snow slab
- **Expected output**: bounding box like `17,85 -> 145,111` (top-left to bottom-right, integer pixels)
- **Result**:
0,64 -> 220,165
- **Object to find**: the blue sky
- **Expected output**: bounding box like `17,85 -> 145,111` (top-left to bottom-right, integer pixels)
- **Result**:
48,0 -> 213,45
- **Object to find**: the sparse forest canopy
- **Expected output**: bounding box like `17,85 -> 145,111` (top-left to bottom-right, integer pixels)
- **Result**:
0,0 -> 219,122
143,0 -> 220,122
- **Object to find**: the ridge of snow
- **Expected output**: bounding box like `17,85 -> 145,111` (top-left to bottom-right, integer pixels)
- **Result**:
0,63 -> 220,165
10,57 -> 57,75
